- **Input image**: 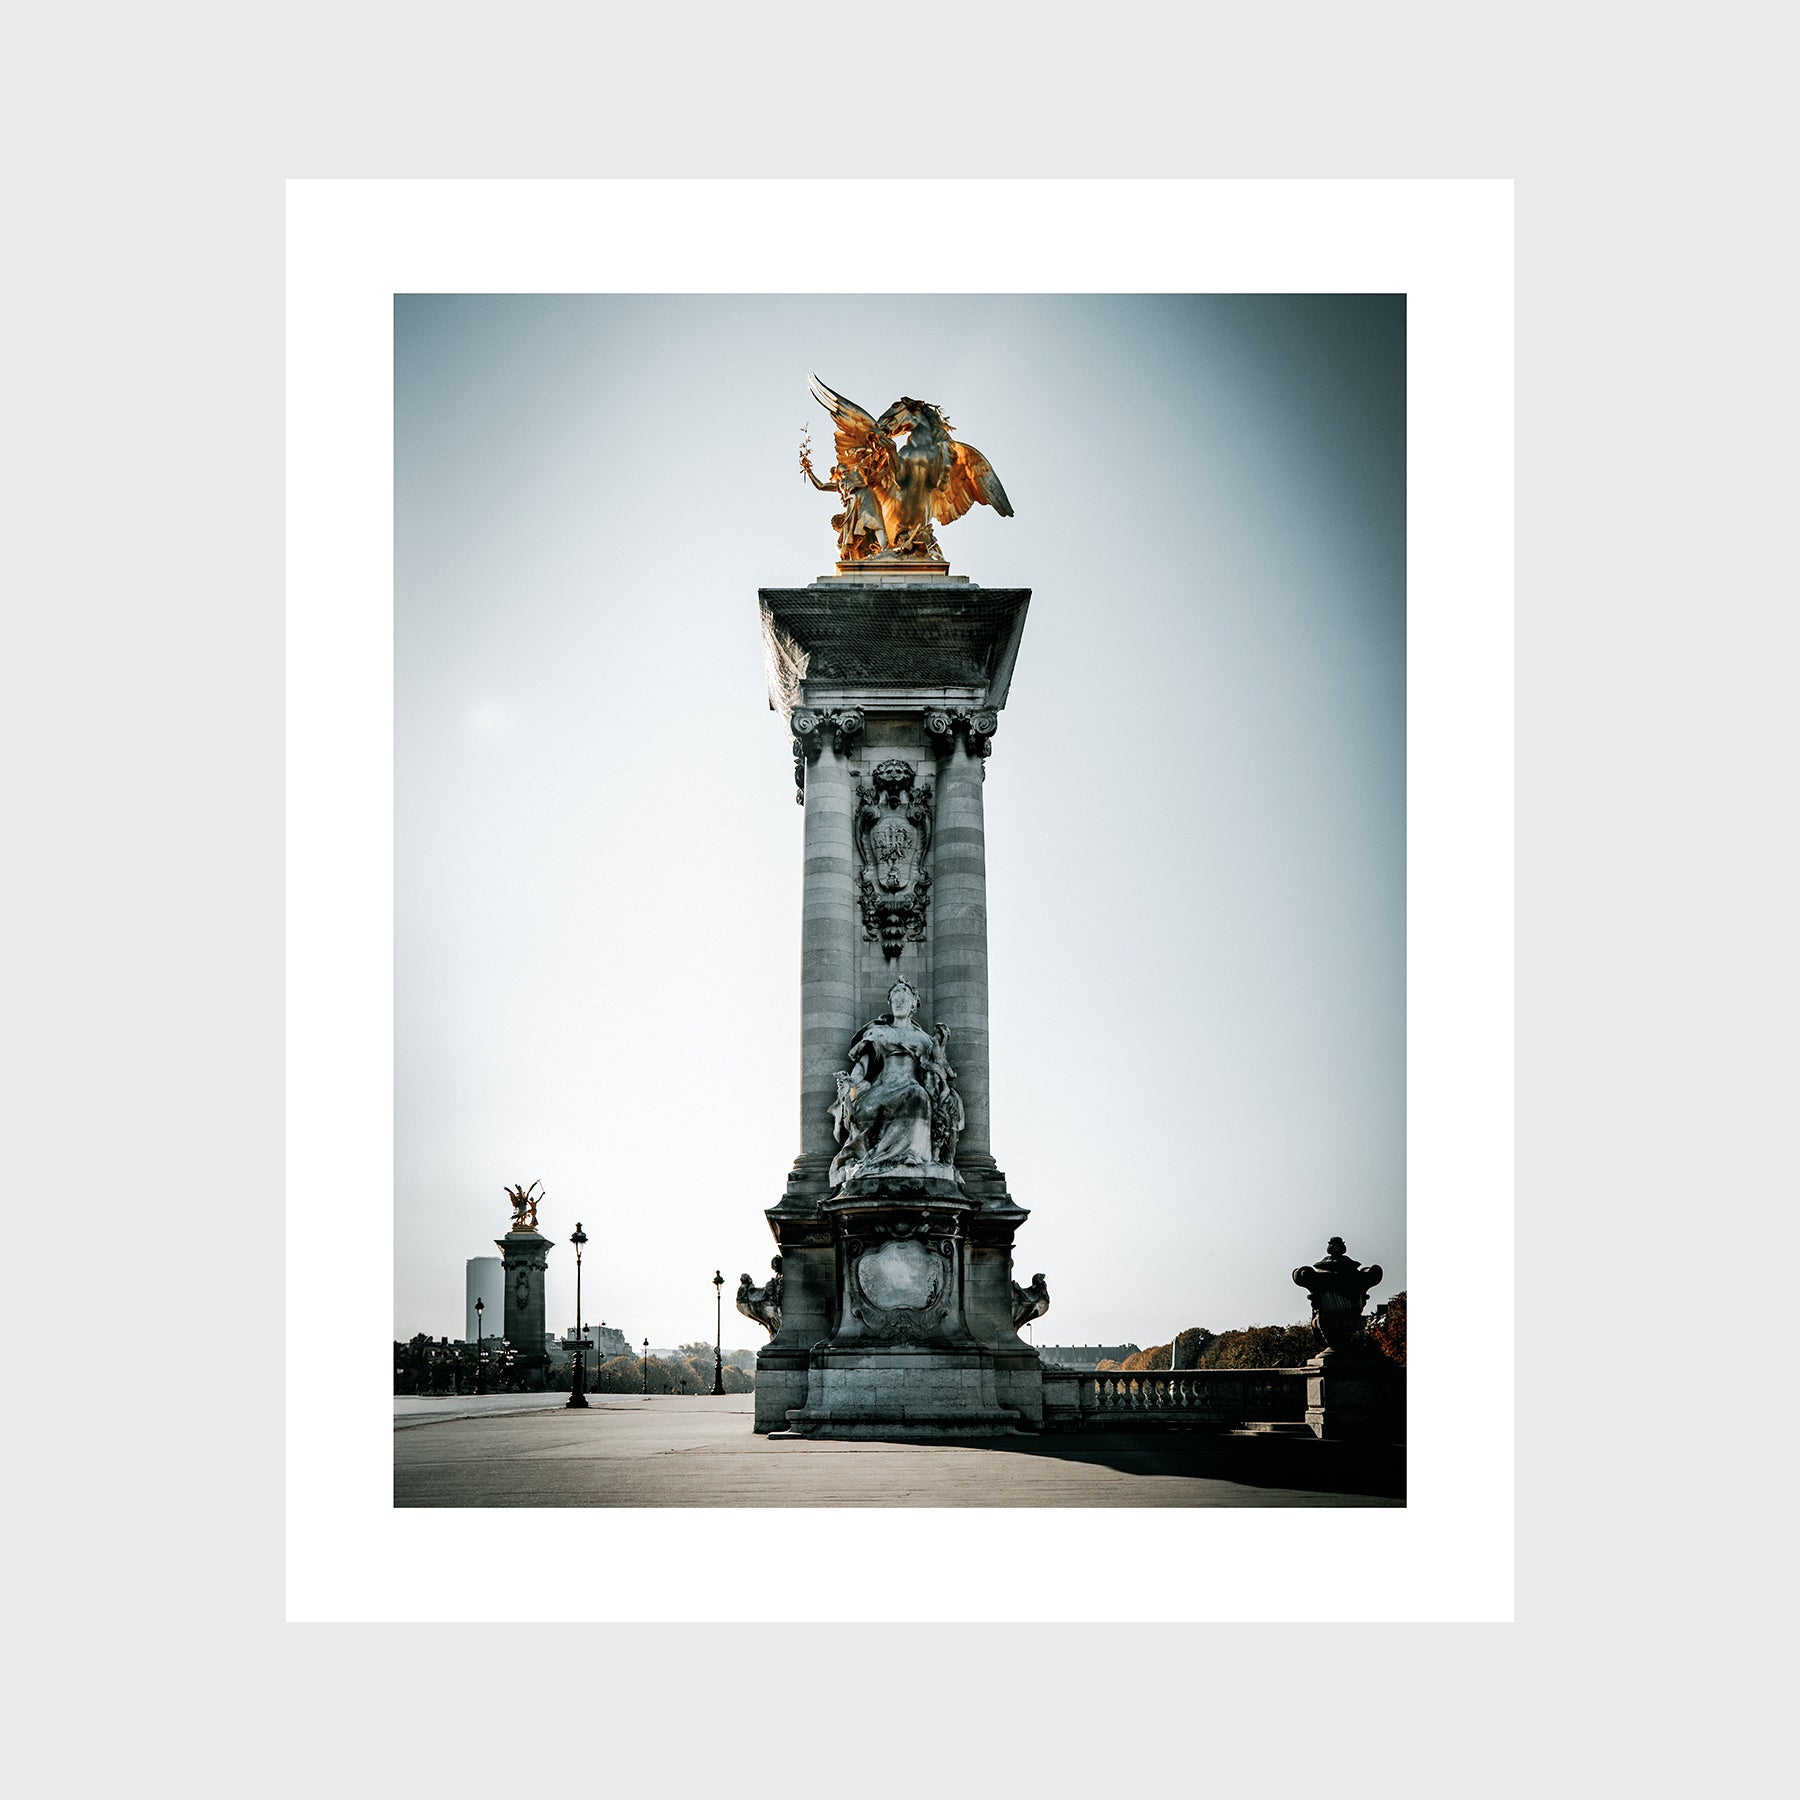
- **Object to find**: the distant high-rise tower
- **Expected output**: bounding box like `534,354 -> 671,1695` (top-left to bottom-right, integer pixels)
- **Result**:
465,1257 -> 503,1344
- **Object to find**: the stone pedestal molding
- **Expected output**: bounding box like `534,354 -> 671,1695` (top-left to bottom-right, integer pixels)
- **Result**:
756,579 -> 1038,1435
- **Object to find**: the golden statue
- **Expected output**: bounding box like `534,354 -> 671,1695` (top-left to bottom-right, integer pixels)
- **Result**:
801,376 -> 1013,568
503,1179 -> 542,1232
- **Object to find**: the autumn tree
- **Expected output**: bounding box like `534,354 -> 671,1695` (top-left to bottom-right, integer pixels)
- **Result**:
1365,1292 -> 1406,1367
1194,1322 -> 1322,1368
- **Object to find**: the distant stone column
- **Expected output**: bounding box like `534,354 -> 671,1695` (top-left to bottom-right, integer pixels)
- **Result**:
929,710 -> 998,1185
792,707 -> 862,1192
495,1229 -> 551,1391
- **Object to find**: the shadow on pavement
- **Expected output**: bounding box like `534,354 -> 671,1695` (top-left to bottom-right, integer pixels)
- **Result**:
854,1429 -> 1407,1501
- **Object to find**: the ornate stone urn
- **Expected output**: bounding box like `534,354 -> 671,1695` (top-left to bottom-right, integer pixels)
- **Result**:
1291,1236 -> 1384,1355
1290,1236 -> 1398,1441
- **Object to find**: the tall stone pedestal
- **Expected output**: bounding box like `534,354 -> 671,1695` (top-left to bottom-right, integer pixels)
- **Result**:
495,1228 -> 551,1391
755,576 -> 1042,1436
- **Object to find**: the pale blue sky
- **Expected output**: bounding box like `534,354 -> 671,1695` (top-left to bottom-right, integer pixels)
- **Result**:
395,293 -> 1404,1349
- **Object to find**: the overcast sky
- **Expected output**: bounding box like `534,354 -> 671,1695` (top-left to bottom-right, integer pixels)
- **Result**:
395,293 -> 1404,1351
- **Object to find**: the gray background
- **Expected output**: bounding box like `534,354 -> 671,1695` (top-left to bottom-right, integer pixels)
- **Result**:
396,293 -> 1405,1348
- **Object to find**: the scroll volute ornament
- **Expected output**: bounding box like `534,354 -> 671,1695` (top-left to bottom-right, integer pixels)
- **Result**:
925,709 -> 998,759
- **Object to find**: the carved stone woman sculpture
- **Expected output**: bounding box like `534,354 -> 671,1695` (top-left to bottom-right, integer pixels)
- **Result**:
829,978 -> 963,1186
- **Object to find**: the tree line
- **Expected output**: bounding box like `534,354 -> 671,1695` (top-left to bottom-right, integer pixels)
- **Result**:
1095,1293 -> 1406,1372
394,1335 -> 759,1395
580,1345 -> 756,1395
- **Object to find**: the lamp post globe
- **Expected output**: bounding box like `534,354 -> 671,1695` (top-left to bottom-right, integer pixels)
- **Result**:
712,1270 -> 726,1396
473,1295 -> 485,1395
642,1336 -> 649,1397
566,1221 -> 590,1410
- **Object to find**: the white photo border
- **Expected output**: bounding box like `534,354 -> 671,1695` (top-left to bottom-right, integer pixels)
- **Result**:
288,178 -> 1512,1622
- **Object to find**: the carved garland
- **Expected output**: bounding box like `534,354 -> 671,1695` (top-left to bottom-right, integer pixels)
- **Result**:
790,707 -> 866,802
923,708 -> 999,759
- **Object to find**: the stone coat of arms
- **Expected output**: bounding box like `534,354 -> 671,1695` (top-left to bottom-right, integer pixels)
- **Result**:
854,758 -> 934,957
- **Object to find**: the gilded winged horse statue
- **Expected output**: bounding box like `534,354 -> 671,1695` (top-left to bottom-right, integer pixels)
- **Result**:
801,375 -> 1013,567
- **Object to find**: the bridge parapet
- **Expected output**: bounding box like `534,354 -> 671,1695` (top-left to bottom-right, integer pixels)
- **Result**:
1040,1365 -> 1310,1430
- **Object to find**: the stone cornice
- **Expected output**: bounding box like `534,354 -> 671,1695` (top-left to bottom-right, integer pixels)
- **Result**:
760,585 -> 1031,715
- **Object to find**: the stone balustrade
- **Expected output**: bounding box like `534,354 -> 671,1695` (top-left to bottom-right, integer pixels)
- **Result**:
1039,1365 -> 1310,1429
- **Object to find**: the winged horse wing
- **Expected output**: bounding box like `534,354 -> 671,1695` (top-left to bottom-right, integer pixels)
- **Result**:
931,438 -> 1014,525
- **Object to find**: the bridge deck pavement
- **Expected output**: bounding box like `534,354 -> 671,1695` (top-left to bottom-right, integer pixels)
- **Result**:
393,1395 -> 1403,1507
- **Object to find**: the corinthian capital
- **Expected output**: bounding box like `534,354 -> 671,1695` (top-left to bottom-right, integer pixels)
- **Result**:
790,708 -> 867,802
925,708 -> 999,759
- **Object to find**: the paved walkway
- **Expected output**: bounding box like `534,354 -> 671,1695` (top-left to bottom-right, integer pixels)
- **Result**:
393,1395 -> 1404,1507
394,1391 -> 577,1426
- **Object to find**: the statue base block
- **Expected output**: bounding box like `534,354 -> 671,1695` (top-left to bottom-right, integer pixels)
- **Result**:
1303,1346 -> 1404,1442
830,560 -> 955,580
753,1185 -> 1045,1437
781,1348 -> 1028,1438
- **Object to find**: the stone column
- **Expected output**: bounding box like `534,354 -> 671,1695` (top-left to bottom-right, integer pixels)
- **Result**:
790,708 -> 862,1198
759,708 -> 861,1432
755,585 -> 1033,1436
929,709 -> 1003,1199
495,1229 -> 551,1391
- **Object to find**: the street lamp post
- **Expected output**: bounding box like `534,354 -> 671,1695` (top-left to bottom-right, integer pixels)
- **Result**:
642,1337 -> 649,1397
473,1295 -> 485,1394
566,1221 -> 590,1410
712,1270 -> 726,1395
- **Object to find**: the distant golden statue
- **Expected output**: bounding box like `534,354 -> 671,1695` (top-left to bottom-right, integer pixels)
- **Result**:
503,1180 -> 542,1232
801,376 -> 1013,567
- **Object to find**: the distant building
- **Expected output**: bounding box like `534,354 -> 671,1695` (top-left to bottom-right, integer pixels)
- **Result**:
552,1322 -> 633,1365
465,1257 -> 503,1343
1036,1344 -> 1141,1369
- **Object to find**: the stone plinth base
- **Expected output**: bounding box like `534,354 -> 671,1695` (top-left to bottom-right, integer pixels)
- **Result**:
781,1348 -> 1029,1438
829,562 -> 957,580
752,1349 -> 812,1434
1304,1348 -> 1404,1442
754,1182 -> 1045,1437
